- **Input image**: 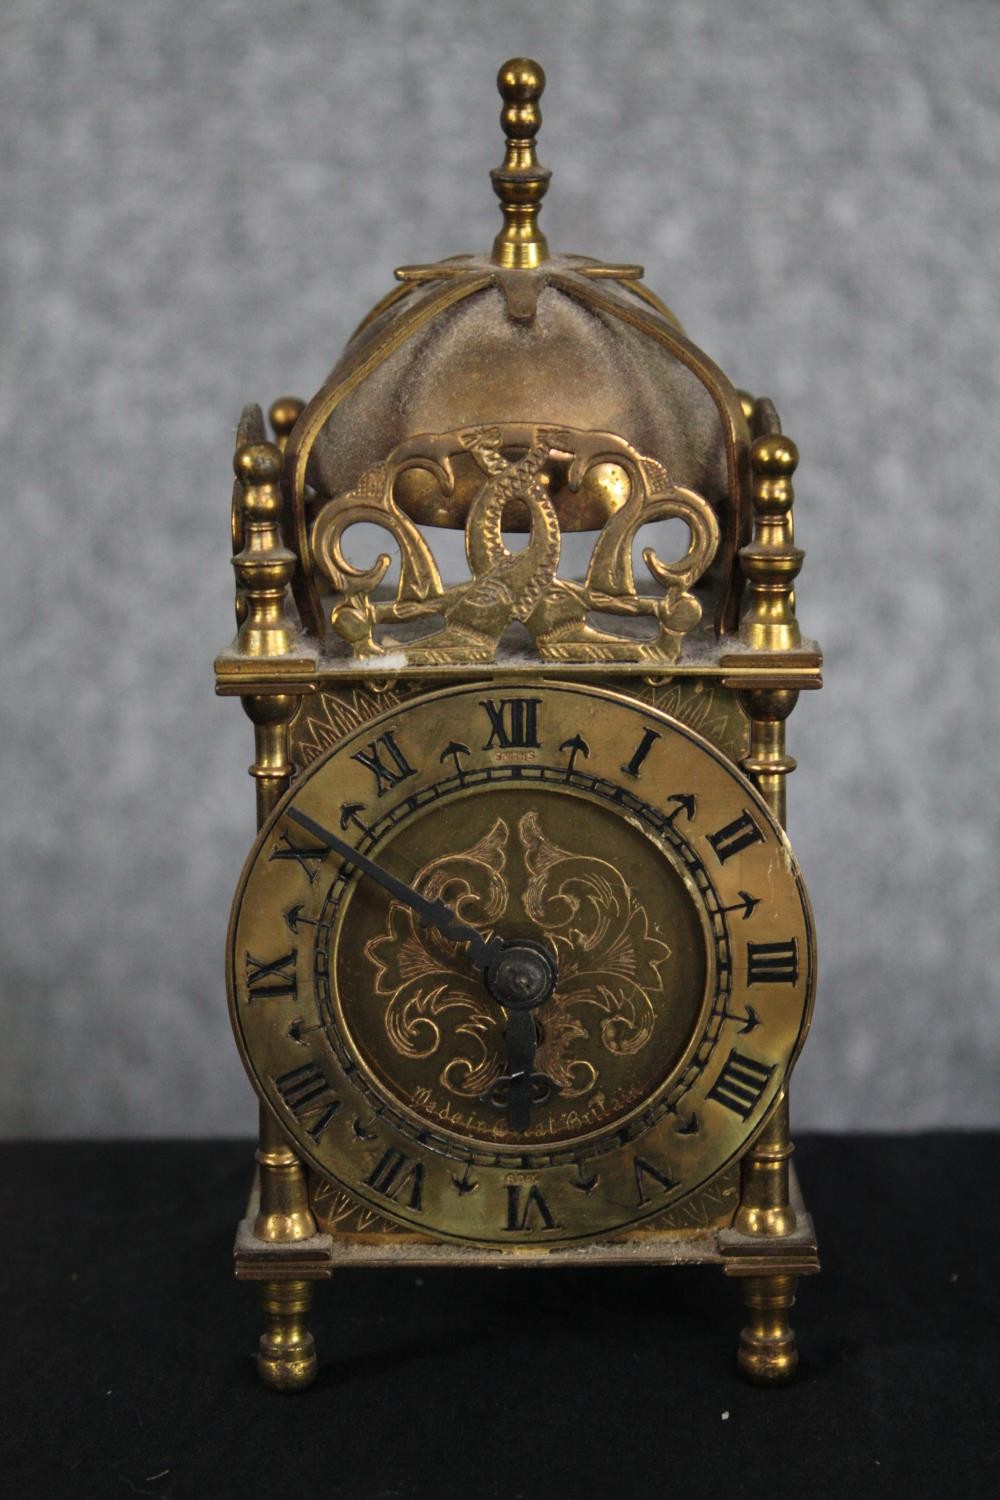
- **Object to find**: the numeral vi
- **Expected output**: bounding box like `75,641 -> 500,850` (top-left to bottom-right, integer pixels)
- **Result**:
504,1183 -> 558,1232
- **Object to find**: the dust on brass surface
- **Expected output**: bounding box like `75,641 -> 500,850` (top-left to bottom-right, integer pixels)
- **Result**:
291,680 -> 427,769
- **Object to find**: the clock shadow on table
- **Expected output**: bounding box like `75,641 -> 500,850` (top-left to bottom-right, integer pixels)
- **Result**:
299,1261 -> 734,1391
228,1262 -> 754,1497
218,1136 -> 997,1500
8,1138 -> 996,1499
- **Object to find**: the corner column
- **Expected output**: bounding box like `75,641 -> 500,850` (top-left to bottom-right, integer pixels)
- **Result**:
731,431 -> 808,1383
232,438 -> 319,1390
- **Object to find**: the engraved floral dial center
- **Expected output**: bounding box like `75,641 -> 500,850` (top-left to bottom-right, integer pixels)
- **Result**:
338,793 -> 705,1149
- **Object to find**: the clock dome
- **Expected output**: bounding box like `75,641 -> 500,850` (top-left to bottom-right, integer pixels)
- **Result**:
281,59 -> 757,644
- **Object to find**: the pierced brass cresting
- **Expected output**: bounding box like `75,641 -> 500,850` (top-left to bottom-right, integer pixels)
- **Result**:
311,423 -> 719,663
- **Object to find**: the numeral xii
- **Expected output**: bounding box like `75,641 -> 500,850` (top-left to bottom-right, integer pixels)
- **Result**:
480,698 -> 540,749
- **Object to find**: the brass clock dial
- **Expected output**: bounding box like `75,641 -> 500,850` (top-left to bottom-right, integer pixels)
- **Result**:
228,681 -> 815,1246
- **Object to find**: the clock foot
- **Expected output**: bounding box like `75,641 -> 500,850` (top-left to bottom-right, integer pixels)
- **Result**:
736,1273 -> 798,1384
257,1279 -> 318,1391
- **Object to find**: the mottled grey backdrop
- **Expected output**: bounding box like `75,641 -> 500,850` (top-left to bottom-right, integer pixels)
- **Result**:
2,0 -> 998,1136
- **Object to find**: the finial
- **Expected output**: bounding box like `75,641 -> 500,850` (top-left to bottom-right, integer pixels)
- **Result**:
739,434 -> 804,651
268,396 -> 305,452
490,58 -> 551,270
232,440 -> 298,659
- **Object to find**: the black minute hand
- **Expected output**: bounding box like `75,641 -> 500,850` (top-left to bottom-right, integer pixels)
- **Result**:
285,807 -> 505,973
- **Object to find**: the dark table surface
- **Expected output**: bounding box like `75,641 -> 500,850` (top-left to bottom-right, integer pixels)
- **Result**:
1,1134 -> 997,1498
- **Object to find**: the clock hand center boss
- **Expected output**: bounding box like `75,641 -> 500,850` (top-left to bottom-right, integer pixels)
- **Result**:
218,57 -> 822,1392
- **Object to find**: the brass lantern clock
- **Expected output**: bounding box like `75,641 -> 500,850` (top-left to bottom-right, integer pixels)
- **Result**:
218,59 -> 821,1390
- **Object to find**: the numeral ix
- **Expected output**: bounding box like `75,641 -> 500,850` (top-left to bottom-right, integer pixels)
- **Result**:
245,949 -> 297,1002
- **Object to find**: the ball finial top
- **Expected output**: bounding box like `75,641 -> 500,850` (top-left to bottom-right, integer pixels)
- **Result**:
234,441 -> 283,524
490,57 -> 550,271
751,434 -> 799,481
234,441 -> 281,489
497,57 -> 545,136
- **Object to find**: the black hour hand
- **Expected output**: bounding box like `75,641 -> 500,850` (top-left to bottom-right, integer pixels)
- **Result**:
482,1009 -> 559,1133
285,807 -> 504,973
505,1009 -> 541,1133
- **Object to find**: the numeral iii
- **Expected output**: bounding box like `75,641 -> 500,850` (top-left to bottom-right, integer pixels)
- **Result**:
746,940 -> 799,985
706,1049 -> 775,1120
